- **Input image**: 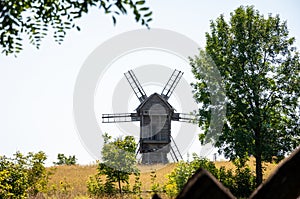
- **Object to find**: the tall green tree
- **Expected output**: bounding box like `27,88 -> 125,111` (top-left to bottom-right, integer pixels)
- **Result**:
0,0 -> 152,55
98,133 -> 139,194
191,6 -> 300,186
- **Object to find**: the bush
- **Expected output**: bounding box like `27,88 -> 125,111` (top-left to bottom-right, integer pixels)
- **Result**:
218,166 -> 235,189
231,161 -> 256,198
150,170 -> 161,194
164,153 -> 256,199
86,174 -> 105,196
164,161 -> 192,196
53,153 -> 77,165
132,172 -> 142,198
0,151 -> 50,198
164,154 -> 219,196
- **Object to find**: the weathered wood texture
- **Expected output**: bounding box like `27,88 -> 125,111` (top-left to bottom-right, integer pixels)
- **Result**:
139,93 -> 173,164
152,147 -> 300,199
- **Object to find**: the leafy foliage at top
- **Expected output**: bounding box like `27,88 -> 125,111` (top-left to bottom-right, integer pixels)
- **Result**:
191,5 -> 300,184
0,0 -> 152,55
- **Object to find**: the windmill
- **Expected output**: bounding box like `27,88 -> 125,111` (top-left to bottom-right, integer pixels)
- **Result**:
102,69 -> 193,164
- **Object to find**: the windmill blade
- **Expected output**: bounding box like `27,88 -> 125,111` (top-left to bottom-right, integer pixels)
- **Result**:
124,70 -> 147,102
172,113 -> 197,123
170,135 -> 183,161
161,69 -> 183,100
102,113 -> 140,123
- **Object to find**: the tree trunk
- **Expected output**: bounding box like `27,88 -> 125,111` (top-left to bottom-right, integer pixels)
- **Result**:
255,130 -> 263,186
255,152 -> 263,185
117,172 -> 122,195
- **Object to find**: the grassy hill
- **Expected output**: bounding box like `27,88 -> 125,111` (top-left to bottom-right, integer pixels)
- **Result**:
45,158 -> 278,198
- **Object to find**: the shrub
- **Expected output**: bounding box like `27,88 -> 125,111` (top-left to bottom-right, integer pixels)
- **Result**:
164,153 -> 256,198
53,154 -> 77,165
218,166 -> 235,189
164,161 -> 192,195
150,170 -> 161,194
0,151 -> 50,198
231,160 -> 256,198
86,174 -> 105,196
164,153 -> 219,196
132,172 -> 142,194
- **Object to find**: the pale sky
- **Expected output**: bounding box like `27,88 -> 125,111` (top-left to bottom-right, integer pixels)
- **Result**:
1,0 -> 300,165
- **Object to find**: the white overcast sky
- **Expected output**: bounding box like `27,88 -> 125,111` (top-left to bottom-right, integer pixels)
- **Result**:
1,0 -> 300,165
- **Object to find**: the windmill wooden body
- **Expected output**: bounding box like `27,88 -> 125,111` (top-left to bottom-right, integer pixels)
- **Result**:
102,69 -> 193,164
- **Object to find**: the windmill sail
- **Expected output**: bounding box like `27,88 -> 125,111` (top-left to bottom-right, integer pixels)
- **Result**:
172,113 -> 196,123
170,135 -> 183,161
124,70 -> 147,102
161,69 -> 183,100
102,113 -> 139,123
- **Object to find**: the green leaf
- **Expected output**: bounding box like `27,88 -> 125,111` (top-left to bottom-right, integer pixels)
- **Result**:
143,11 -> 152,18
139,7 -> 149,11
135,1 -> 145,5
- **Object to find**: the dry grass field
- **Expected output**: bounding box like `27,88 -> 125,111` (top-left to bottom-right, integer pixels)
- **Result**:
214,157 -> 278,179
46,163 -> 177,198
45,158 -> 279,198
46,165 -> 97,198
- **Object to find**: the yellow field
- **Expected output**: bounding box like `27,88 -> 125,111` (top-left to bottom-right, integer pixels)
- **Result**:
46,164 -> 176,198
46,165 -> 97,197
45,158 -> 279,198
214,157 -> 278,179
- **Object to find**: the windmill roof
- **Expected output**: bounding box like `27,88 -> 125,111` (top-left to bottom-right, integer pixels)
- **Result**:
136,93 -> 175,111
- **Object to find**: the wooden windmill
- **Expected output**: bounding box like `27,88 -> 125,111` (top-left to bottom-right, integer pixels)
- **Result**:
102,69 -> 193,164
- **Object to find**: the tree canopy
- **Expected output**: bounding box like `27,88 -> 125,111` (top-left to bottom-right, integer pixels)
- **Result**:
0,0 -> 152,55
98,133 -> 139,194
191,6 -> 300,185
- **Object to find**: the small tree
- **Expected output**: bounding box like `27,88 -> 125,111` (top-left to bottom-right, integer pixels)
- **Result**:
53,154 -> 77,165
98,133 -> 139,194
